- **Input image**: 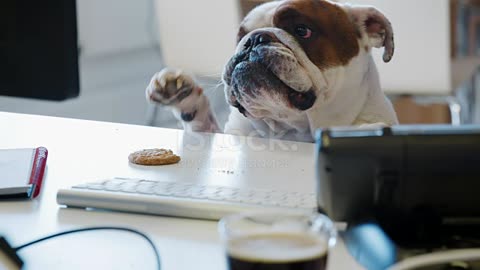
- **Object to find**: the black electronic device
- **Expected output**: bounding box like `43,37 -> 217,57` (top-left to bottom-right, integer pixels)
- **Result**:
316,125 -> 480,247
0,0 -> 79,100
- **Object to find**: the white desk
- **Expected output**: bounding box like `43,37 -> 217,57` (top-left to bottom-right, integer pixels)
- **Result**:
0,112 -> 363,269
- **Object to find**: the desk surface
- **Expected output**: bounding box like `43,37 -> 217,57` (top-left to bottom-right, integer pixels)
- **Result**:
0,112 -> 363,269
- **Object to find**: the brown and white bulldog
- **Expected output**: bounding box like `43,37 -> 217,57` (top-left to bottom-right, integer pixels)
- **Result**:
146,0 -> 398,142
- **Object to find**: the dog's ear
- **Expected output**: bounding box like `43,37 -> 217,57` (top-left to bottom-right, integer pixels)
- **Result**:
346,6 -> 394,63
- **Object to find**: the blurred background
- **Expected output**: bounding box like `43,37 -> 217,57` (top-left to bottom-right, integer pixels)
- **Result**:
0,0 -> 479,130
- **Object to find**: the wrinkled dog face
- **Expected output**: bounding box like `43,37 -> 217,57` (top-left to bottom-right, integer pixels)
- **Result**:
222,0 -> 362,121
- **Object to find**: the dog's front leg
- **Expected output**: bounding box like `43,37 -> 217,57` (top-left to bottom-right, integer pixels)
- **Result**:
146,68 -> 221,133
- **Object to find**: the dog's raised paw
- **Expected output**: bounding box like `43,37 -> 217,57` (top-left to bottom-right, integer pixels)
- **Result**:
146,68 -> 200,106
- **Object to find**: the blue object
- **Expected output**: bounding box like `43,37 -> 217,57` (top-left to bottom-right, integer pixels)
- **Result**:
343,223 -> 397,270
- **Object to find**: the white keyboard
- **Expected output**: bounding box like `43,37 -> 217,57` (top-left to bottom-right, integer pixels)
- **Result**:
57,177 -> 318,220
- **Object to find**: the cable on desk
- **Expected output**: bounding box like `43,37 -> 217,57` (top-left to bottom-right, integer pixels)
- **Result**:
14,226 -> 161,270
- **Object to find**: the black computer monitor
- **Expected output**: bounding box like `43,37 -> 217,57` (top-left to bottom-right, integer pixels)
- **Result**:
316,125 -> 480,245
0,0 -> 79,101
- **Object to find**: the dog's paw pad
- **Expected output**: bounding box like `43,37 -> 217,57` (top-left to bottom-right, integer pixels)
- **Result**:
146,68 -> 199,105
180,111 -> 197,122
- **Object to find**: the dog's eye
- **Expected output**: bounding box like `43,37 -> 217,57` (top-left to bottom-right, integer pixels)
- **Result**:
294,25 -> 312,39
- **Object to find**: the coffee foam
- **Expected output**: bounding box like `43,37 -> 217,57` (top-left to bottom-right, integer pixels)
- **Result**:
227,232 -> 328,263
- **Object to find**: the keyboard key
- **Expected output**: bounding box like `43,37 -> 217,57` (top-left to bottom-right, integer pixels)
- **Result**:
171,186 -> 191,197
153,185 -> 174,196
224,195 -> 244,203
287,199 -> 306,208
190,187 -> 207,199
104,184 -> 122,192
85,184 -> 104,190
248,197 -> 267,205
215,187 -> 238,199
72,184 -> 88,189
203,187 -> 221,199
105,179 -> 129,186
262,199 -> 282,207
136,183 -> 156,194
248,190 -> 272,204
266,192 -> 287,201
153,182 -> 174,190
120,182 -> 138,193
234,190 -> 254,199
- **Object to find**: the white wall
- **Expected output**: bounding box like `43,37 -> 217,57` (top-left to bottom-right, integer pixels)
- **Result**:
155,0 -> 452,95
339,0 -> 452,95
77,0 -> 153,56
154,0 -> 241,76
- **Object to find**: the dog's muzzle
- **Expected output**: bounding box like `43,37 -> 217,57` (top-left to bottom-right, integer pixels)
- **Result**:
223,30 -> 317,117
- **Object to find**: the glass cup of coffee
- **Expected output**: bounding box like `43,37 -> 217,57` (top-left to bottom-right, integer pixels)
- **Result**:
218,212 -> 337,270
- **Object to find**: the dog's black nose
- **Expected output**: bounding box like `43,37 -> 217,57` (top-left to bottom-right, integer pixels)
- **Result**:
247,31 -> 276,48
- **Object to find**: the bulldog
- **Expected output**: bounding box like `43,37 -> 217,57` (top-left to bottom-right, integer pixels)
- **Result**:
146,0 -> 398,142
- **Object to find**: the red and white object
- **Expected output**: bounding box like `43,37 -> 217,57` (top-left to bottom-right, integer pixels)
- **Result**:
0,147 -> 48,199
